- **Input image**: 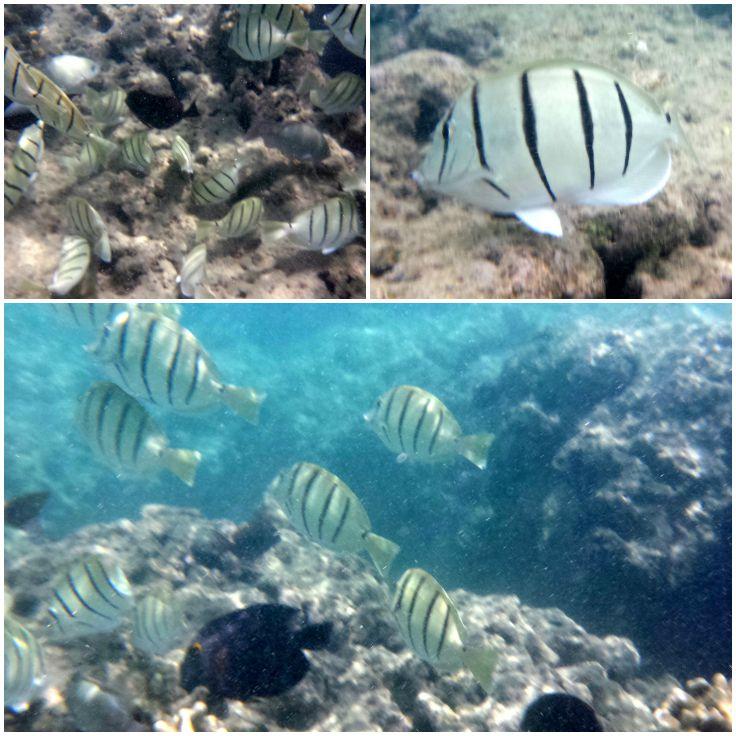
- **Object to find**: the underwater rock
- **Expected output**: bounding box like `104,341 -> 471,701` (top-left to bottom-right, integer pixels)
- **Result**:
654,673 -> 732,731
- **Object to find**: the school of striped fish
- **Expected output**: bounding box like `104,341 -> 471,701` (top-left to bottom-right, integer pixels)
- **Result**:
5,301 -> 501,714
4,4 -> 366,297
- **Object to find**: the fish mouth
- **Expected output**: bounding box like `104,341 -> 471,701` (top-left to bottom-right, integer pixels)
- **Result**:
410,169 -> 424,186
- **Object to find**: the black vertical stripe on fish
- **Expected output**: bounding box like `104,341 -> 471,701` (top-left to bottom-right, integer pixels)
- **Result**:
118,317 -> 129,364
337,198 -> 344,238
435,604 -> 451,659
573,70 -> 595,189
382,388 -> 399,438
521,71 -> 556,202
665,112 -> 671,124
96,388 -> 114,452
308,208 -> 314,244
114,403 -> 131,463
166,334 -> 183,406
184,350 -> 201,405
428,410 -> 444,455
131,414 -> 147,464
256,15 -> 263,58
266,17 -> 272,57
412,398 -> 431,454
482,178 -> 510,199
317,483 -> 339,540
91,558 -> 128,601
471,83 -> 490,170
319,203 -> 329,248
421,591 -> 441,657
300,467 -> 321,537
406,576 -> 427,651
614,81 -> 632,176
11,60 -> 22,98
330,495 -> 351,544
47,606 -> 64,630
286,464 -> 302,510
396,389 -> 415,453
394,573 -> 412,612
67,572 -> 113,620
437,106 -> 453,184
140,319 -> 157,403
54,590 -> 77,618
332,5 -> 349,25
349,6 -> 361,34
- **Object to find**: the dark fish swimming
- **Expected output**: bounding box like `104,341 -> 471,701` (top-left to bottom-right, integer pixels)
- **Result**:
520,693 -> 603,731
126,89 -> 199,129
5,491 -> 50,528
180,604 -> 332,701
256,122 -> 330,162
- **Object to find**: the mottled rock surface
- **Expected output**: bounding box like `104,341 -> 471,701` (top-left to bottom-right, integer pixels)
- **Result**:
370,4 -> 731,298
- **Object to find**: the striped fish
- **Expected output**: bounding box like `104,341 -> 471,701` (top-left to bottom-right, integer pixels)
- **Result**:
339,160 -> 366,193
60,134 -> 107,180
309,72 -> 365,115
323,4 -> 366,59
195,197 -> 264,243
364,386 -> 494,470
46,555 -> 134,640
413,59 -> 692,237
49,235 -> 92,296
191,160 -> 242,206
66,196 -> 111,262
261,194 -> 363,254
76,381 -> 202,486
228,13 -> 329,62
177,243 -> 207,298
239,4 -> 310,34
391,568 -> 497,692
55,303 -> 181,331
86,87 -> 127,127
132,593 -> 188,655
119,131 -> 153,174
91,308 -> 266,424
4,120 -> 45,213
171,134 -> 194,178
269,462 -> 400,577
4,617 -> 46,712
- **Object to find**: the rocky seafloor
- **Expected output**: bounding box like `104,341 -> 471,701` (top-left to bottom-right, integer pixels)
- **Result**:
6,501 -> 728,732
4,4 -> 366,299
370,4 -> 731,298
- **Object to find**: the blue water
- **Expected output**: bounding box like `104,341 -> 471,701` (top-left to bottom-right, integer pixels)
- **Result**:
5,302 -> 731,679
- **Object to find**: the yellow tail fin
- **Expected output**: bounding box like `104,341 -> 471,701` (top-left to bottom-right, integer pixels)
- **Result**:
307,30 -> 331,55
363,532 -> 400,578
160,448 -> 202,487
221,385 -> 266,425
462,644 -> 498,694
456,433 -> 494,470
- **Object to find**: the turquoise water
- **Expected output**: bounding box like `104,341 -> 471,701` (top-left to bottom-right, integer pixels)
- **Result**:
4,302 -> 732,680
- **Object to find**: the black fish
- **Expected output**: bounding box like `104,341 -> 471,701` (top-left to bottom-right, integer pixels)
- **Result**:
180,604 -> 332,701
4,98 -> 40,131
520,693 -> 603,732
126,90 -> 199,129
5,491 -> 50,528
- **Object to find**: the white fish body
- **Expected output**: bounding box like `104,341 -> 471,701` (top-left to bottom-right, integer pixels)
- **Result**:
46,54 -> 100,94
4,617 -> 46,712
132,594 -> 188,655
49,235 -> 92,295
85,87 -> 127,127
228,14 -> 328,62
66,196 -> 110,262
195,197 -> 263,243
413,59 -> 689,237
4,120 -> 45,212
323,5 -> 366,59
177,243 -> 207,298
171,134 -> 194,177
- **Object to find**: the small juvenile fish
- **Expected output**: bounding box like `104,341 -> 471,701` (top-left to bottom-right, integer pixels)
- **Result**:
177,243 -> 207,299
191,161 -> 242,205
4,120 -> 44,213
269,462 -> 400,577
46,555 -> 134,640
45,54 -> 100,94
239,4 -> 310,34
323,4 -> 366,58
262,194 -> 363,254
126,89 -> 199,130
171,134 -> 194,177
49,235 -> 92,296
391,568 -> 497,692
86,87 -> 127,127
196,196 -> 264,243
77,381 -> 202,485
91,308 -> 266,424
228,13 -> 328,62
414,59 -> 692,237
119,131 -> 154,174
4,617 -> 46,712
308,72 -> 365,115
60,133 -> 109,180
364,386 -> 494,469
66,196 -> 111,262
132,593 -> 188,655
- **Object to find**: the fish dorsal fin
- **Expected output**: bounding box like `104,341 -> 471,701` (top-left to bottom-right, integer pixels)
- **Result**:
514,207 -> 563,237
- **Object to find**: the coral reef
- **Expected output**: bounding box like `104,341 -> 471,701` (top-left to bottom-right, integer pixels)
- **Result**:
654,674 -> 732,731
370,4 -> 731,298
5,4 -> 365,298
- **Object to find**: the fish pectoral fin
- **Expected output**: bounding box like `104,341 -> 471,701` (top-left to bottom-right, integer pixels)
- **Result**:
396,453 -> 408,464
514,207 -> 563,237
577,145 -> 672,207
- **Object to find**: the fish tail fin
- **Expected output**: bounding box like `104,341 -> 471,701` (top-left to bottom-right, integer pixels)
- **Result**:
363,532 -> 400,578
184,100 -> 200,119
287,30 -> 309,51
455,433 -> 494,470
296,70 -> 322,96
160,448 -> 202,487
462,644 -> 498,694
89,134 -> 117,159
220,384 -> 266,425
296,621 -> 333,650
195,219 -> 214,243
260,220 -> 290,247
306,30 -> 331,55
96,231 -> 112,263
